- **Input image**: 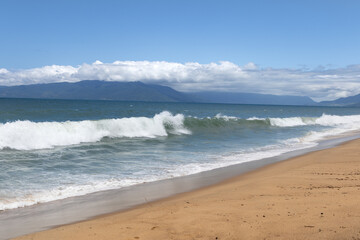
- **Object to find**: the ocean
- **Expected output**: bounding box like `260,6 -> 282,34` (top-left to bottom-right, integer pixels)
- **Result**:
1,98 -> 360,211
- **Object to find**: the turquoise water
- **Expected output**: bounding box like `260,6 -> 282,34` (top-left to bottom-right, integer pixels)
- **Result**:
1,98 -> 360,210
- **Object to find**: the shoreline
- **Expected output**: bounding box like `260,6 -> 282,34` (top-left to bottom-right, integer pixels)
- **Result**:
2,134 -> 360,239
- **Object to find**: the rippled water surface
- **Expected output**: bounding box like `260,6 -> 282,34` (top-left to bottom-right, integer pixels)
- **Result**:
1,98 -> 360,210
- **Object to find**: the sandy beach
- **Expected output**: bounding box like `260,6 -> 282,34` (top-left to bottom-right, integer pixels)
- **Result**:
14,139 -> 360,240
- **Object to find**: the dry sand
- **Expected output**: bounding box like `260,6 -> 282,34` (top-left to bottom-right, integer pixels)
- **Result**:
14,139 -> 360,240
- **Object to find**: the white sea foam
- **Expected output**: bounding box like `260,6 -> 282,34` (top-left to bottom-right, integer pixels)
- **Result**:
269,117 -> 310,127
214,113 -> 238,121
225,113 -> 360,128
2,113 -> 360,210
167,139 -> 318,178
0,140 -> 316,211
1,113 -> 360,151
247,117 -> 265,121
268,114 -> 360,143
219,113 -> 360,130
268,114 -> 360,128
0,178 -> 145,211
0,111 -> 190,150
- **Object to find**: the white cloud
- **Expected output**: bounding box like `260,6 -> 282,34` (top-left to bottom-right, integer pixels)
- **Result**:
0,61 -> 360,101
0,68 -> 9,74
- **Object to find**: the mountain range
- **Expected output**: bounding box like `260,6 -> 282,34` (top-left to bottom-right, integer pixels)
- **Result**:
0,80 -> 358,107
318,94 -> 360,107
0,81 -> 191,102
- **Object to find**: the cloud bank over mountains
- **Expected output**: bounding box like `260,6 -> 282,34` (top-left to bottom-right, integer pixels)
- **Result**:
1,61 -> 360,101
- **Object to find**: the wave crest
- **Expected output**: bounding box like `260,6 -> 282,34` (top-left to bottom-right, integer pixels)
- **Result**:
268,114 -> 360,127
184,113 -> 360,129
0,111 -> 190,150
2,112 -> 360,151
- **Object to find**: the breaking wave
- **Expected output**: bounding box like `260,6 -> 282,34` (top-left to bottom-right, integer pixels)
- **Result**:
1,111 -> 360,150
0,111 -> 190,150
184,113 -> 360,129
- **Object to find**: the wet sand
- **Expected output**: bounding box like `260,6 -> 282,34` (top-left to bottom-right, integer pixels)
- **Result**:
13,139 -> 360,240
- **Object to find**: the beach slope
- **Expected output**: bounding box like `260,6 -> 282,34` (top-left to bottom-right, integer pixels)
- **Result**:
14,139 -> 360,240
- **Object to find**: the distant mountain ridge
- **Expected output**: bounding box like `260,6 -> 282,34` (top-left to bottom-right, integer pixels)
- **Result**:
319,93 -> 360,107
0,80 -> 316,106
0,80 -> 192,102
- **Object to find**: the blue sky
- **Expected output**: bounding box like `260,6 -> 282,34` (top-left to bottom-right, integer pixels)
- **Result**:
1,0 -> 359,69
0,0 -> 360,100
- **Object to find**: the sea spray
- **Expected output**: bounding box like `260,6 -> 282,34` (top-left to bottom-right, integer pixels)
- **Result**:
0,111 -> 190,150
1,112 -> 360,151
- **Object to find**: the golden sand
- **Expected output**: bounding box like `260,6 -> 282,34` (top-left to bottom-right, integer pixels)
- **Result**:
14,139 -> 360,240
